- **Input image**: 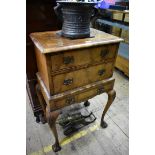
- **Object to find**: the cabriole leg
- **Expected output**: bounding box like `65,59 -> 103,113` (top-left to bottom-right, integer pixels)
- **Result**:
101,89 -> 116,128
46,106 -> 61,152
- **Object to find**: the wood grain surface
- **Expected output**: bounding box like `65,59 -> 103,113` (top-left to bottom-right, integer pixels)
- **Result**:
30,28 -> 123,54
30,28 -> 123,152
33,30 -> 120,95
50,44 -> 118,72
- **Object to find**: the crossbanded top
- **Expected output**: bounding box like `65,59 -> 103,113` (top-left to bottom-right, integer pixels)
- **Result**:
30,28 -> 123,54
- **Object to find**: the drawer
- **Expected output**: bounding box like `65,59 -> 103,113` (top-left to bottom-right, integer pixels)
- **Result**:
52,62 -> 114,94
50,80 -> 114,110
51,44 -> 118,72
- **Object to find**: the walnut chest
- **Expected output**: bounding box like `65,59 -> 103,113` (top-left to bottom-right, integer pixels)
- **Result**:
30,28 -> 123,152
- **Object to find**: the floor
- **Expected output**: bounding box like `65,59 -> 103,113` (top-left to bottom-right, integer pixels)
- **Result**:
26,69 -> 129,155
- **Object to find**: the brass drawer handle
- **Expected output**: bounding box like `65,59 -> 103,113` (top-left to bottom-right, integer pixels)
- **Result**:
100,49 -> 109,58
66,96 -> 75,105
98,69 -> 105,76
64,78 -> 73,85
97,87 -> 104,95
63,56 -> 74,64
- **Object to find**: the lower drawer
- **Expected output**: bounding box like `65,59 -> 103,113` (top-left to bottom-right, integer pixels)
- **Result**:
52,62 -> 114,94
50,79 -> 114,111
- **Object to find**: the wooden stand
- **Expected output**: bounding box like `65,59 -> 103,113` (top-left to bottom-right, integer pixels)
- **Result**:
30,28 -> 123,152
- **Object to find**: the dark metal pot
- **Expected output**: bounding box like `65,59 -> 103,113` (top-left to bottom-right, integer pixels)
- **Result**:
55,1 -> 96,39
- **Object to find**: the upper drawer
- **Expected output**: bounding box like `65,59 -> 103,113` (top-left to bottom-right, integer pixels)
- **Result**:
52,62 -> 114,94
50,44 -> 118,72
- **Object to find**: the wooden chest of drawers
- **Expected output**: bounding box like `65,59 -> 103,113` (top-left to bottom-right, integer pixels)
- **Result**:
30,28 -> 123,152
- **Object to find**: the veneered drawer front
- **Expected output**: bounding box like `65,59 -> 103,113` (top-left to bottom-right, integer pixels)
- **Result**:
51,44 -> 118,72
52,62 -> 114,94
50,80 -> 114,111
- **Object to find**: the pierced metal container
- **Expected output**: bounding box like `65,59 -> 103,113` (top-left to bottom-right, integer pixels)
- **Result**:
56,1 -> 96,39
